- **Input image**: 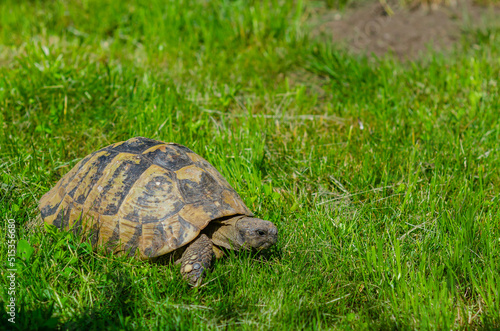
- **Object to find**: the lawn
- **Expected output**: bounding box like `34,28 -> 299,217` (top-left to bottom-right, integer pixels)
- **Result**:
0,0 -> 499,329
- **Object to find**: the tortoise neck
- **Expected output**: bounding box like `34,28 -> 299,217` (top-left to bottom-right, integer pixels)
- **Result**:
205,215 -> 247,250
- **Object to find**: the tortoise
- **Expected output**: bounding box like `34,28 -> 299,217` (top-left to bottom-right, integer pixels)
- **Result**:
39,137 -> 278,286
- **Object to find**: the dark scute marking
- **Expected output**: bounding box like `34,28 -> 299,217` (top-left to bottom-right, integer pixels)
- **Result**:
144,146 -> 193,172
200,200 -> 223,220
145,174 -> 174,197
68,185 -> 79,200
198,159 -> 222,174
220,190 -> 242,211
139,214 -> 164,224
144,246 -> 154,258
123,173 -> 184,223
93,157 -> 151,216
140,199 -> 184,224
178,172 -> 221,204
60,203 -> 73,230
176,215 -> 196,241
44,154 -> 94,209
143,175 -> 183,222
89,222 -> 100,247
109,137 -> 163,155
153,223 -> 168,252
143,223 -> 167,258
169,143 -> 196,155
71,209 -> 90,237
52,208 -> 64,229
144,215 -> 195,258
41,201 -> 62,219
72,218 -> 83,236
62,154 -> 93,190
72,151 -> 119,204
51,204 -> 75,231
124,224 -> 142,257
106,222 -> 120,251
127,246 -> 138,257
122,212 -> 137,223
123,211 -> 140,223
197,159 -> 234,188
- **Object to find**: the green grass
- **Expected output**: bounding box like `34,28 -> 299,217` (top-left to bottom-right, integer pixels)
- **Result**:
1,0 -> 499,329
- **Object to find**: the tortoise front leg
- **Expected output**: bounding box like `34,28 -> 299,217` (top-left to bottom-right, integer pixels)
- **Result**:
180,234 -> 214,287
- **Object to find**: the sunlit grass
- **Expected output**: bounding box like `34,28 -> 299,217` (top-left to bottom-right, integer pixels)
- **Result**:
0,0 -> 499,329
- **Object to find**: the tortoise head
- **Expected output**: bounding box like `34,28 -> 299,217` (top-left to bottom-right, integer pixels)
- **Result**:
235,216 -> 278,250
209,216 -> 278,251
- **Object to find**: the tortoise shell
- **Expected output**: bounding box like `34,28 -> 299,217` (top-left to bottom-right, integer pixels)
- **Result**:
39,137 -> 252,259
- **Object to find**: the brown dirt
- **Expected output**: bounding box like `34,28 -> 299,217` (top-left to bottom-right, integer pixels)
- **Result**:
311,0 -> 500,59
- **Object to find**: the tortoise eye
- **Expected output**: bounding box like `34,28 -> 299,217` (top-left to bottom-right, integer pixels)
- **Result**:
256,230 -> 266,236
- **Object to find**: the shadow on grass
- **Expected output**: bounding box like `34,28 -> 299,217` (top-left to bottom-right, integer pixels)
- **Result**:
0,305 -> 58,331
1,271 -> 140,331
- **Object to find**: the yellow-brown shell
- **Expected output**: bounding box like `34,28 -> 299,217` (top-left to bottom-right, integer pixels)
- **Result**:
39,137 -> 252,259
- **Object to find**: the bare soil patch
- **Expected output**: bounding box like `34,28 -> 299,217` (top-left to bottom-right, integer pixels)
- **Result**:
311,0 -> 500,59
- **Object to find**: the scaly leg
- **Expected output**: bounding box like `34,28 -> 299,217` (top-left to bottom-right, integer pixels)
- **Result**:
180,234 -> 214,287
